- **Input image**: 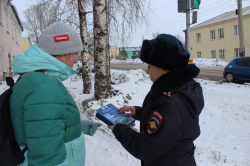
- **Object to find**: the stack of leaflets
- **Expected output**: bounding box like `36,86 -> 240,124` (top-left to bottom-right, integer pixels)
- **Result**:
96,103 -> 135,127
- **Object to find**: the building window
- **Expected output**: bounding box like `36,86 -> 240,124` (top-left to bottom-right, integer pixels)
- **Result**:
219,49 -> 225,59
1,50 -> 6,72
8,53 -> 12,77
6,9 -> 9,33
219,28 -> 224,39
211,30 -> 215,40
211,50 -> 216,58
197,33 -> 201,43
15,27 -> 17,42
11,20 -> 14,38
234,25 -> 239,36
235,48 -> 240,58
0,0 -> 2,24
197,51 -> 201,58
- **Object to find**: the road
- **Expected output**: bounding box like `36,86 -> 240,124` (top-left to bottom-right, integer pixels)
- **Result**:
110,63 -> 225,81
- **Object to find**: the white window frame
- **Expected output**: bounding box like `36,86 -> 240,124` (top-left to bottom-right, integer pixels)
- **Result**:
219,28 -> 224,39
234,25 -> 239,36
197,51 -> 201,58
219,49 -> 225,59
211,50 -> 216,59
197,33 -> 201,43
211,30 -> 215,40
235,48 -> 240,58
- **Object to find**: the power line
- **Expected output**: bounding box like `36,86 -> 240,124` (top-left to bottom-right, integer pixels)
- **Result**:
149,5 -> 238,34
123,0 -> 250,46
153,0 -> 234,23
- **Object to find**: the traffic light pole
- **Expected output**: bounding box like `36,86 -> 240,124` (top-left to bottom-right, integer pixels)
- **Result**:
237,0 -> 245,57
178,0 -> 200,51
186,0 -> 191,52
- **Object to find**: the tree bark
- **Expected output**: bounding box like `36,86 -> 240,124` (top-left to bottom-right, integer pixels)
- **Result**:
78,0 -> 92,94
93,0 -> 111,100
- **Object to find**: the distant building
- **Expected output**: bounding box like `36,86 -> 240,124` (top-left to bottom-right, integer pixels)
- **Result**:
22,38 -> 32,52
0,0 -> 23,81
109,47 -> 141,60
120,47 -> 141,60
110,47 -> 120,59
190,6 -> 250,62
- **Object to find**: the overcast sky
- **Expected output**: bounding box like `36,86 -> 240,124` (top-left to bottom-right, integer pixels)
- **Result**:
12,0 -> 250,47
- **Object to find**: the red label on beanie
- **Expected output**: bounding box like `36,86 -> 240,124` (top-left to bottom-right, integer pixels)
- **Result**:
54,35 -> 69,42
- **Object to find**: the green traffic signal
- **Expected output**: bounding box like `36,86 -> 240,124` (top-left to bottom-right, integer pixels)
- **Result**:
192,0 -> 201,9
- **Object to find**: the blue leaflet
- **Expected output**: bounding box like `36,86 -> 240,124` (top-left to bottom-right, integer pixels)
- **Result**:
96,104 -> 135,127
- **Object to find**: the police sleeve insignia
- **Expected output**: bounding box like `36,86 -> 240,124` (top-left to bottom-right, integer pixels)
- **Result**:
161,91 -> 178,98
147,111 -> 163,134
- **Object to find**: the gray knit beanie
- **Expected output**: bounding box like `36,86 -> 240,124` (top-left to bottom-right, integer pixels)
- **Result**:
38,22 -> 83,55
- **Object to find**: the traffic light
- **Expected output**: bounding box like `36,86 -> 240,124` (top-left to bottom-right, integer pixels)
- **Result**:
178,0 -> 187,13
192,11 -> 197,24
191,0 -> 201,9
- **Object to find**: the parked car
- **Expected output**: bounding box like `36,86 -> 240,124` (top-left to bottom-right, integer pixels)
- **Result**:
223,56 -> 250,83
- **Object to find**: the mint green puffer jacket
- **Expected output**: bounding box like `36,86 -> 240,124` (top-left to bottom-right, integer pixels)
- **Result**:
10,46 -> 85,166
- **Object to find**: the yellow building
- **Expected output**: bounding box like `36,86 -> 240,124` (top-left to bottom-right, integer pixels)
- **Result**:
22,38 -> 31,52
190,6 -> 250,62
110,47 -> 120,59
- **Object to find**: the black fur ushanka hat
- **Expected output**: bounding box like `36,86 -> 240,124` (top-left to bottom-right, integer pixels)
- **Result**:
140,34 -> 190,70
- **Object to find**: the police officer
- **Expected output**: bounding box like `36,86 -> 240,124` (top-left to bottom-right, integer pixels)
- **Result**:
108,34 -> 204,166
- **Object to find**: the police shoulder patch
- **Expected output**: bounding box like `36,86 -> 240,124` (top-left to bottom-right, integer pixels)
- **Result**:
147,111 -> 163,134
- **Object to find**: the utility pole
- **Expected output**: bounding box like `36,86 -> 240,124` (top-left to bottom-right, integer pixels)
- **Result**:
237,0 -> 245,57
186,0 -> 191,52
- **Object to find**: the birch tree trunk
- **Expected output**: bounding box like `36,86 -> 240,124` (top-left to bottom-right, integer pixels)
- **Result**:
93,0 -> 111,100
78,0 -> 92,94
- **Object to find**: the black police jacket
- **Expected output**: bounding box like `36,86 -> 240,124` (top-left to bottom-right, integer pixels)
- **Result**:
113,64 -> 204,166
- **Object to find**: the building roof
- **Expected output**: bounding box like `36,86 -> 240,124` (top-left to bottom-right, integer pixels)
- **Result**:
191,6 -> 250,29
10,1 -> 24,31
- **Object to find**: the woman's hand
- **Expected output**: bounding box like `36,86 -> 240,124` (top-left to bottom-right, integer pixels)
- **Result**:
108,119 -> 120,131
81,120 -> 102,136
117,106 -> 136,117
108,106 -> 136,131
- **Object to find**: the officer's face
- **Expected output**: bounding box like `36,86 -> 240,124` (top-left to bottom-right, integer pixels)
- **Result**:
146,64 -> 169,83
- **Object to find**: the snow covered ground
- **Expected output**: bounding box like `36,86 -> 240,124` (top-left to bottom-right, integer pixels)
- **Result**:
1,58 -> 249,166
110,58 -> 228,68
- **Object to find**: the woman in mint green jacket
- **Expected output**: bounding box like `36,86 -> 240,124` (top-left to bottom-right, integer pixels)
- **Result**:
10,22 -> 100,166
